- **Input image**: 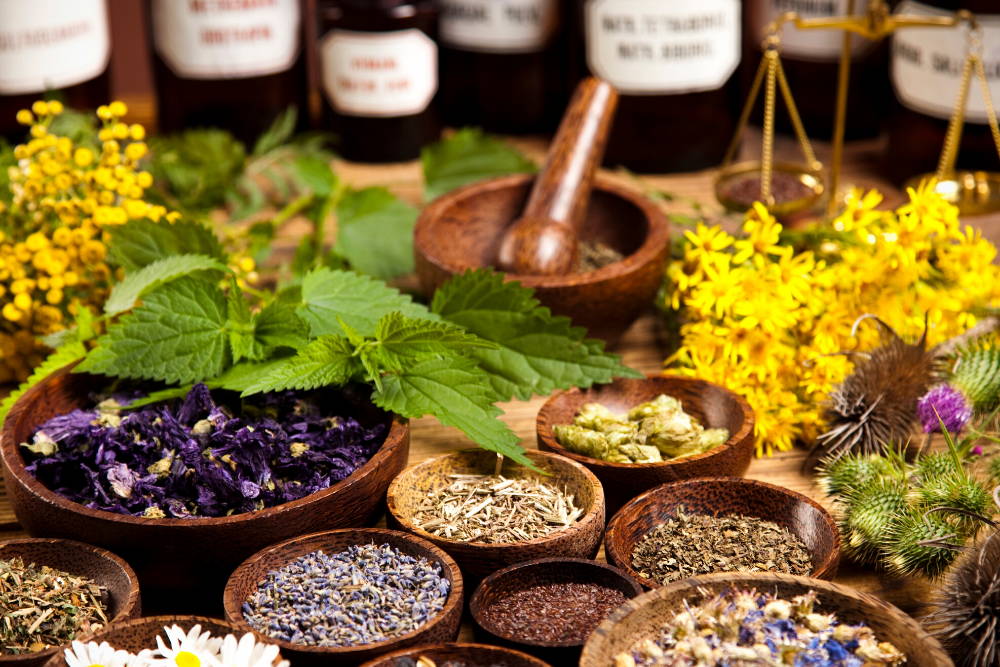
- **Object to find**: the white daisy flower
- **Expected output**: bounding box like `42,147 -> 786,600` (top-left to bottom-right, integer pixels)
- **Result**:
217,633 -> 287,667
145,625 -> 222,667
63,640 -> 134,667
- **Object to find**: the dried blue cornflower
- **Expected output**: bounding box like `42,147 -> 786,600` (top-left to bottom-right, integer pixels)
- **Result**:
21,384 -> 386,518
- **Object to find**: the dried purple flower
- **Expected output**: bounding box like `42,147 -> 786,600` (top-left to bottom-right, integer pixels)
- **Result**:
918,384 -> 973,434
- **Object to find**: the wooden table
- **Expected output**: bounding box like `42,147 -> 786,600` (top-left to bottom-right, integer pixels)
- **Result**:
0,130 -> 990,644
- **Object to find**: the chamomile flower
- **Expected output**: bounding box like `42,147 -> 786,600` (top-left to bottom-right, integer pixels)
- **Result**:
63,640 -> 134,667
147,625 -> 222,667
217,633 -> 287,667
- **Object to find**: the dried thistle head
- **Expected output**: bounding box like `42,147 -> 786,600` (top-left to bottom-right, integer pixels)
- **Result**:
817,452 -> 896,497
884,509 -> 965,578
839,476 -> 909,565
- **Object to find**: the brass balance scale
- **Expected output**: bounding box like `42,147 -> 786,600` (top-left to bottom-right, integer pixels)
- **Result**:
716,0 -> 1000,217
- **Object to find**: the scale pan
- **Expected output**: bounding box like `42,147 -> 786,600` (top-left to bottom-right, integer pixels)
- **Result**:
715,161 -> 825,217
906,171 -> 1000,216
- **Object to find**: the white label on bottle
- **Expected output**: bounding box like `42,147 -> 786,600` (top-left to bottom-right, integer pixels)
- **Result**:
0,0 -> 109,95
751,0 -> 873,62
152,0 -> 300,80
440,0 -> 558,53
892,1 -> 1000,123
321,29 -> 438,118
585,0 -> 740,95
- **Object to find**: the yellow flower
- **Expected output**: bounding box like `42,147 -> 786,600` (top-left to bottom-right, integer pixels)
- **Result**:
74,147 -> 94,167
108,100 -> 128,117
30,100 -> 48,116
2,303 -> 22,322
15,109 -> 33,125
47,100 -> 64,115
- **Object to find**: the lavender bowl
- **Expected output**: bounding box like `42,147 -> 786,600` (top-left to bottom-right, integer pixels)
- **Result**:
0,364 -> 410,613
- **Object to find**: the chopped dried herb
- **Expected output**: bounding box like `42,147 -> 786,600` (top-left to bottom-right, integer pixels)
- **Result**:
576,241 -> 624,273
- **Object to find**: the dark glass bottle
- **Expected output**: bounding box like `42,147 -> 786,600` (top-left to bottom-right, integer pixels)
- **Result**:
0,0 -> 111,139
317,0 -> 440,163
575,0 -> 744,173
149,0 -> 307,145
886,0 -> 1000,183
744,0 -> 891,140
438,0 -> 566,134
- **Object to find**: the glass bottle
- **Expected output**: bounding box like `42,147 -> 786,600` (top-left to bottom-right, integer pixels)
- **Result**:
886,0 -> 1000,183
438,0 -> 566,134
575,0 -> 744,173
149,0 -> 307,145
317,0 -> 440,163
0,0 -> 111,139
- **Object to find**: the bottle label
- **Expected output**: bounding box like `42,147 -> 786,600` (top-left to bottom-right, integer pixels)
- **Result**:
321,29 -> 438,118
0,0 -> 110,95
750,0 -> 874,62
151,0 -> 301,80
585,0 -> 740,95
440,0 -> 558,53
892,1 -> 1000,123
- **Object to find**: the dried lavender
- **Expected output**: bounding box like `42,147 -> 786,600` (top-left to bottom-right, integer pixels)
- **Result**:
242,544 -> 450,648
0,557 -> 109,654
21,384 -> 386,518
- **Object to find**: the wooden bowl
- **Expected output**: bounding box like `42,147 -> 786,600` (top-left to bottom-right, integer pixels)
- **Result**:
0,538 -> 141,667
223,528 -> 463,667
605,477 -> 841,587
536,375 -> 755,515
359,643 -> 551,667
42,616 -> 281,667
469,558 -> 642,664
0,364 -> 410,613
414,173 -> 670,345
580,573 -> 953,667
385,449 -> 605,582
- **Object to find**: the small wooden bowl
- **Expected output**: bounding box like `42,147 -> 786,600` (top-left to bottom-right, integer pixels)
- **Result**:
414,173 -> 670,345
223,528 -> 463,667
580,573 -> 953,667
359,643 -> 551,667
536,375 -> 755,515
42,616 -> 281,667
605,477 -> 841,587
469,558 -> 642,664
0,364 -> 410,612
0,538 -> 141,667
386,449 -> 605,582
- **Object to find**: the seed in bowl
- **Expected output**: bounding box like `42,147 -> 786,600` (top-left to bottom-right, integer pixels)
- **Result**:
483,581 -> 628,644
553,395 -> 728,464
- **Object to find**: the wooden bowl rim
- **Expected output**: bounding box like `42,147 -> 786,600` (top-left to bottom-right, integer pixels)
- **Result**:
604,476 -> 842,583
580,572 -> 953,667
0,363 -> 409,528
536,374 -> 755,471
415,173 -> 670,288
469,557 -> 644,648
357,642 -> 552,667
386,448 -> 605,549
0,537 -> 141,665
222,528 -> 464,656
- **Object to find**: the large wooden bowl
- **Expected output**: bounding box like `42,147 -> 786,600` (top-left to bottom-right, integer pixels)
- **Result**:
0,365 -> 410,613
359,643 -> 551,667
223,528 -> 463,667
386,449 -> 605,582
0,538 -> 141,667
580,573 -> 953,667
604,477 -> 841,587
537,375 -> 755,515
414,173 -> 670,345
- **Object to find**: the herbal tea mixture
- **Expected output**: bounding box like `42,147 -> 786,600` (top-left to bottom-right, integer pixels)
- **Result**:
554,395 -> 729,463
630,508 -> 812,585
0,557 -> 109,655
20,384 -> 385,518
482,581 -> 628,643
613,590 -> 905,666
411,473 -> 584,544
242,544 -> 450,647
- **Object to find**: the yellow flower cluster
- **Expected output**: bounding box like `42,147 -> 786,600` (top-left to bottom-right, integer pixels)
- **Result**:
666,183 -> 1000,457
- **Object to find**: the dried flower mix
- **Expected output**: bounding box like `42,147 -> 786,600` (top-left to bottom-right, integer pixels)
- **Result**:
242,544 -> 451,648
0,557 -> 109,655
21,384 -> 385,518
630,508 -> 813,585
554,395 -> 729,464
411,474 -> 584,544
613,589 -> 905,666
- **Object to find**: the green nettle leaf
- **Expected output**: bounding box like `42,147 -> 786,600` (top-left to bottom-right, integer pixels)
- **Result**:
372,356 -> 532,467
252,301 -> 310,352
108,218 -> 227,271
147,128 -> 247,214
293,153 -> 338,198
240,336 -> 360,395
252,106 -> 299,156
104,254 -> 228,315
210,358 -> 294,393
374,312 -> 495,368
77,277 -> 230,384
432,269 -> 642,400
297,267 -> 435,338
422,128 -> 537,201
0,342 -> 87,425
335,187 -> 417,279
226,284 -> 256,363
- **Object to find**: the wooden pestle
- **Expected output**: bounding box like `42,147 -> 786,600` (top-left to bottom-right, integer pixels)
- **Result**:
497,78 -> 619,275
